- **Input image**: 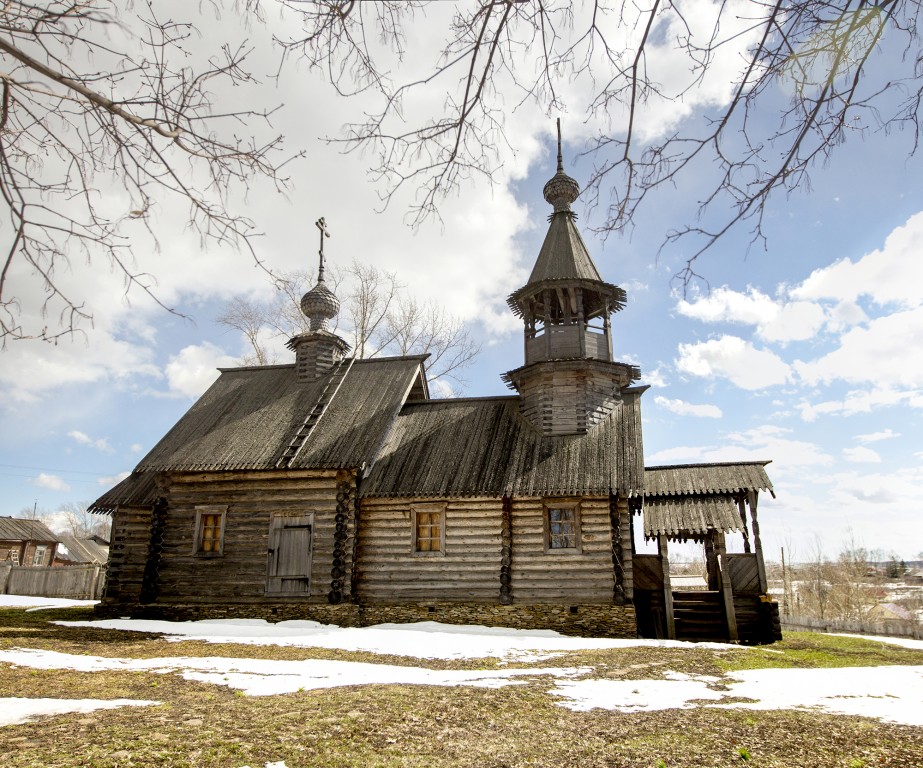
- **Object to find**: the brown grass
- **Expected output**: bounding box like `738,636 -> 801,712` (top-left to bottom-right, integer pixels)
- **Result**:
0,607 -> 921,767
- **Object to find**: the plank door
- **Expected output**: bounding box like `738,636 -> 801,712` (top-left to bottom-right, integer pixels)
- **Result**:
266,513 -> 314,594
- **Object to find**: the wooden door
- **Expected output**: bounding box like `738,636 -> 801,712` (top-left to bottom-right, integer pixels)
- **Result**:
266,514 -> 313,594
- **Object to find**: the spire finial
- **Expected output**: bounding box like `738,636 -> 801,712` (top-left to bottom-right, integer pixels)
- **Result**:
543,118 -> 580,214
556,117 -> 564,173
301,216 -> 340,332
315,217 -> 330,282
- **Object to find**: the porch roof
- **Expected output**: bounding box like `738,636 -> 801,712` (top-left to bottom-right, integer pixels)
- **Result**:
643,494 -> 744,538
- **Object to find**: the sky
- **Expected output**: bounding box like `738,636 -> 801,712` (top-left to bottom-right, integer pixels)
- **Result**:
2,2 -> 923,561
1,596 -> 922,729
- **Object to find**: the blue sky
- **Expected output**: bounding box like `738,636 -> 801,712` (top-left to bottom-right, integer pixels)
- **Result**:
2,2 -> 922,562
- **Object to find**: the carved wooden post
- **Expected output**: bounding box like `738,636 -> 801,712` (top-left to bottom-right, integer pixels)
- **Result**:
737,495 -> 751,553
658,534 -> 676,640
500,496 -> 513,604
329,469 -> 354,605
716,532 -> 739,642
748,490 -> 768,593
543,289 -> 553,358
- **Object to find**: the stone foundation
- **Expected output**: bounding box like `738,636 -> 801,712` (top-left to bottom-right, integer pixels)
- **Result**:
94,600 -> 637,638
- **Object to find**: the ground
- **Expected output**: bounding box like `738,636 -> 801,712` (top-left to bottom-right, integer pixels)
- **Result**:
0,596 -> 921,767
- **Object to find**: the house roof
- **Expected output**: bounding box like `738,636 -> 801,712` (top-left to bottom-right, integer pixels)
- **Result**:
361,387 -> 646,498
134,356 -> 425,472
56,535 -> 108,564
644,462 -> 774,498
89,471 -> 160,514
0,516 -> 59,543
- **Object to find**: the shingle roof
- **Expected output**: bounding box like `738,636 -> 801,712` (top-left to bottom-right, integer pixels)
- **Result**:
640,462 -> 774,537
527,212 -> 603,284
89,472 -> 160,514
56,535 -> 109,564
644,462 -> 774,497
644,495 -> 744,537
135,357 -> 425,472
0,516 -> 59,543
360,387 -> 646,498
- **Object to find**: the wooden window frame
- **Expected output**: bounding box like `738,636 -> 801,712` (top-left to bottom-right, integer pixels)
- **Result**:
543,500 -> 582,554
193,505 -> 227,557
32,544 -> 48,566
411,503 -> 446,556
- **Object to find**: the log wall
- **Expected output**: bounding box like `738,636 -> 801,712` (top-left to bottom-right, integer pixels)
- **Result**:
152,470 -> 352,604
510,497 -> 615,603
356,497 -> 503,602
103,504 -> 153,604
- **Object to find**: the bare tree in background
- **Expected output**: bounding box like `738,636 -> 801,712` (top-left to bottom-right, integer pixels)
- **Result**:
17,501 -> 111,540
0,1 -> 291,343
261,0 -> 923,284
217,261 -> 481,389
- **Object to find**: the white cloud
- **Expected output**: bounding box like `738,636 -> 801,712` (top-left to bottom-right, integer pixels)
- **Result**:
97,471 -> 131,487
676,336 -> 791,390
794,306 -> 923,388
676,286 -> 824,344
68,431 -> 113,453
798,388 -> 923,422
677,286 -> 778,326
129,443 -> 144,454
843,446 -> 882,464
642,365 -> 669,388
654,396 -> 722,418
163,343 -> 237,399
855,429 -> 900,443
793,210 -> 923,308
646,425 -> 831,478
32,473 -> 70,492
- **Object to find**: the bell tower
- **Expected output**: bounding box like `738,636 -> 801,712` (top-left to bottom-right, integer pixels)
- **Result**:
287,217 -> 351,382
502,121 -> 639,435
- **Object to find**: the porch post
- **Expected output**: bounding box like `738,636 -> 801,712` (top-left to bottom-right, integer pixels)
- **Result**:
716,532 -> 739,642
748,490 -> 768,593
737,495 -> 751,553
658,534 -> 676,640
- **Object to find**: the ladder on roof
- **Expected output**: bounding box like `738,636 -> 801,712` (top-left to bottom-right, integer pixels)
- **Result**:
276,356 -> 355,469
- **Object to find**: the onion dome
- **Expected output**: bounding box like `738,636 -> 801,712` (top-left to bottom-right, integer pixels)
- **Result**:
300,279 -> 339,332
542,118 -> 580,213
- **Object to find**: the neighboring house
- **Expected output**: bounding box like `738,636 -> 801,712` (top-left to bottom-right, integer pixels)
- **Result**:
91,127 -> 780,644
54,535 -> 109,566
869,603 -> 914,623
0,516 -> 59,566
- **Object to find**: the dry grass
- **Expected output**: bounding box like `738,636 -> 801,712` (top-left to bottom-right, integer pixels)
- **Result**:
1,607 -> 921,767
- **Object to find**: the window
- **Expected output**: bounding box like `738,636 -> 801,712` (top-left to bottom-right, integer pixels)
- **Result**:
32,545 -> 48,566
412,503 -> 446,555
544,501 -> 581,552
193,506 -> 227,556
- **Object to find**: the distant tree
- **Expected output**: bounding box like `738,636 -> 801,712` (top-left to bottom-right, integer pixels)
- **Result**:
217,261 -> 481,391
56,502 -> 112,541
17,502 -> 111,540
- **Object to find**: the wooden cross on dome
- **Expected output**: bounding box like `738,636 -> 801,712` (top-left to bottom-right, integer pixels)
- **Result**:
316,217 -> 331,281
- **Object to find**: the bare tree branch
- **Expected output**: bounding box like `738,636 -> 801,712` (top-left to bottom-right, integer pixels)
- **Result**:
216,260 -> 481,390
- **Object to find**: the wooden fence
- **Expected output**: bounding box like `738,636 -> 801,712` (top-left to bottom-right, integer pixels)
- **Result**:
0,563 -> 105,600
782,613 -> 922,640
